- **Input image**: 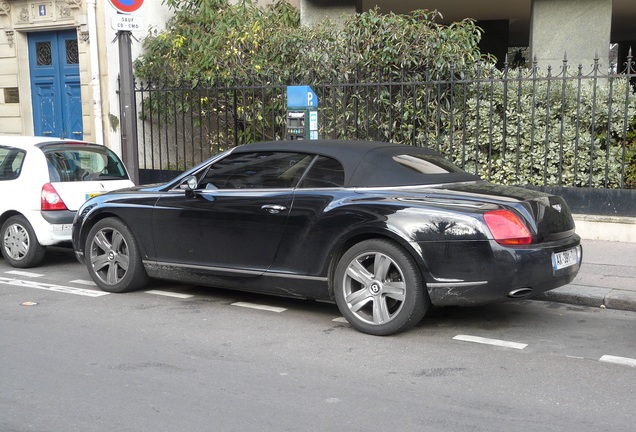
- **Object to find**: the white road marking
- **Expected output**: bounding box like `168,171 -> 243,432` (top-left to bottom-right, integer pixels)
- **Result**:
145,290 -> 194,299
599,355 -> 636,367
69,279 -> 97,286
231,302 -> 287,313
0,276 -> 109,297
332,317 -> 348,323
5,270 -> 43,278
453,334 -> 528,350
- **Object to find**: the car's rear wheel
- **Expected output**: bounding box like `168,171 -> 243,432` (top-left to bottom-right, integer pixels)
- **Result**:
85,218 -> 148,293
334,239 -> 429,336
1,215 -> 46,268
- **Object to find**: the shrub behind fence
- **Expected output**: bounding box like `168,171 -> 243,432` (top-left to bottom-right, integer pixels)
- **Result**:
135,57 -> 636,189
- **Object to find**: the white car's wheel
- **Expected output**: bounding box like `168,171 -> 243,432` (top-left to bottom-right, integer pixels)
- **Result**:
1,215 -> 46,268
334,239 -> 429,336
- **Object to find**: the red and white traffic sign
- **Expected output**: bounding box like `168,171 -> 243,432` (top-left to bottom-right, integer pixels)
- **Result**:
108,0 -> 143,14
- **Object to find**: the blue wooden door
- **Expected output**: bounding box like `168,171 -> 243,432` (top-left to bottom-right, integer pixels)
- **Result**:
28,30 -> 83,139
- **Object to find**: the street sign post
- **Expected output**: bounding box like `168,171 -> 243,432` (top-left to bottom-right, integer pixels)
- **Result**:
109,0 -> 144,184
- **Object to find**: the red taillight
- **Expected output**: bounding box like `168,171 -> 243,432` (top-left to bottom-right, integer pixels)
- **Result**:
41,183 -> 68,211
484,209 -> 532,245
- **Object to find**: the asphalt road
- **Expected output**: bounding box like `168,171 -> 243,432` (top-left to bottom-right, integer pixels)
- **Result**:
1,247 -> 635,432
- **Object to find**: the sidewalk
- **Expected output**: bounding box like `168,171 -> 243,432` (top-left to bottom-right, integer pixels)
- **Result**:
539,238 -> 636,312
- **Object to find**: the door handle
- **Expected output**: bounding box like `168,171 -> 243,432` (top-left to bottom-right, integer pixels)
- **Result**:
42,131 -> 53,135
261,204 -> 287,214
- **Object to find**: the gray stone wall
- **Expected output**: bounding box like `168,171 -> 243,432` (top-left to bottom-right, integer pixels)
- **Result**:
530,0 -> 612,70
300,0 -> 356,27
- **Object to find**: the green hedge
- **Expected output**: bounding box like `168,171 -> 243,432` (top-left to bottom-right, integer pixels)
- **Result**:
431,65 -> 636,189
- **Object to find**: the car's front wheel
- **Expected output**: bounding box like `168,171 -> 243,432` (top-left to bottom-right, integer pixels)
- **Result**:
85,218 -> 148,293
334,239 -> 429,336
1,215 -> 46,268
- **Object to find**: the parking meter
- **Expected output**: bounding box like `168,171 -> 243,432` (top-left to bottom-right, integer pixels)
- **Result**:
286,86 -> 318,140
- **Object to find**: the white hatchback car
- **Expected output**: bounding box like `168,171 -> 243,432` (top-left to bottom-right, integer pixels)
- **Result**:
0,136 -> 135,267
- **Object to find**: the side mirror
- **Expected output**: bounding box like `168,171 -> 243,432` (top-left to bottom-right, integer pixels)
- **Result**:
185,175 -> 198,190
182,175 -> 198,198
179,176 -> 198,190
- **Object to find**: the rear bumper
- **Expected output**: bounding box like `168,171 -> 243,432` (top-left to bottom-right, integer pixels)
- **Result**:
418,235 -> 582,306
20,210 -> 76,246
41,210 -> 75,225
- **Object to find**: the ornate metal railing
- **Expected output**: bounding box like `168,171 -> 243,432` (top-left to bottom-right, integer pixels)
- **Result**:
134,54 -> 636,191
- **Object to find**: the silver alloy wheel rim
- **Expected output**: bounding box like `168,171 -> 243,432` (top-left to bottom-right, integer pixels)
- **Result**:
342,251 -> 407,325
3,223 -> 29,261
89,227 -> 130,286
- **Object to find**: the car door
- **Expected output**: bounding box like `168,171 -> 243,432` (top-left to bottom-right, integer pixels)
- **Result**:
0,146 -> 41,216
151,151 -> 311,273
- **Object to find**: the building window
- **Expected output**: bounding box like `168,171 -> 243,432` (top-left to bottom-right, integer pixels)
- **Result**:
66,40 -> 79,65
36,42 -> 52,66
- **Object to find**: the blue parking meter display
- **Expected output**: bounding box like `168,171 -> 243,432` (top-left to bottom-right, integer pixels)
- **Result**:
286,86 -> 318,140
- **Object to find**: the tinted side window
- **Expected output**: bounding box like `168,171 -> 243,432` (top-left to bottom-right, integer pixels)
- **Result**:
0,148 -> 26,181
199,151 -> 313,190
298,156 -> 344,188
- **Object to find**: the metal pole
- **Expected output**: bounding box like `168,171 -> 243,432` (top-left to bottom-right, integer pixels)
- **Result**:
86,0 -> 104,144
118,30 -> 139,184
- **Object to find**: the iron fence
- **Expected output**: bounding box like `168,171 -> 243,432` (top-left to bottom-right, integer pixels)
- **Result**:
134,54 -> 636,190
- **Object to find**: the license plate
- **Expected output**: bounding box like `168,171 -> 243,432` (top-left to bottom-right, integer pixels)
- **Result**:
552,247 -> 579,271
86,192 -> 103,200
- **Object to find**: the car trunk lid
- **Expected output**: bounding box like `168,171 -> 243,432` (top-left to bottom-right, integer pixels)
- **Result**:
375,181 -> 576,243
433,182 -> 576,242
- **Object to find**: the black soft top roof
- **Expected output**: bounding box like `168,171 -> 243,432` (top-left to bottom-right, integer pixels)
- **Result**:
233,140 -> 479,187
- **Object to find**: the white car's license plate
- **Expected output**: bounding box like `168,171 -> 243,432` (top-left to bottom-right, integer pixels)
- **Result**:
552,247 -> 579,271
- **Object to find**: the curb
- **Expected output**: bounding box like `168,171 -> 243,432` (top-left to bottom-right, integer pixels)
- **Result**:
539,284 -> 636,312
573,215 -> 636,243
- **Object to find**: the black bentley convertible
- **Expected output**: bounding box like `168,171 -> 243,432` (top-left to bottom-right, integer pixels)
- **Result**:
72,140 -> 582,335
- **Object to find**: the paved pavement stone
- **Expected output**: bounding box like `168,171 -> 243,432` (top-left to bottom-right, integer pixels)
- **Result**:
572,274 -> 635,290
604,290 -> 636,311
